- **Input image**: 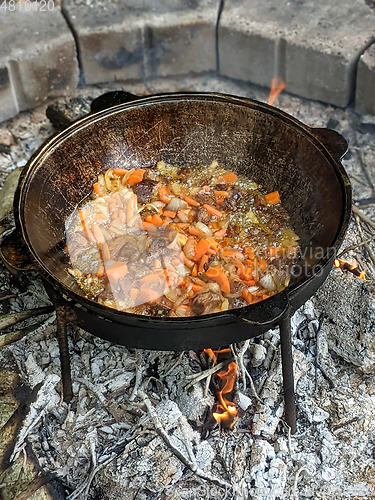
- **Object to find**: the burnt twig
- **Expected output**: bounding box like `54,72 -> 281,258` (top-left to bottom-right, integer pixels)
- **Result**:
0,324 -> 43,348
138,384 -> 233,492
184,358 -> 234,391
231,341 -> 262,403
354,214 -> 375,274
14,473 -> 54,500
0,306 -> 54,331
352,204 -> 375,231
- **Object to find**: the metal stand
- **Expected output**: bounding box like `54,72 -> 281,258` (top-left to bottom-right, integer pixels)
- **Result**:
279,313 -> 297,434
55,302 -> 73,404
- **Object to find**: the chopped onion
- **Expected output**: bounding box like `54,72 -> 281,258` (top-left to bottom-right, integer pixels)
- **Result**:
258,274 -> 277,291
166,197 -> 188,212
183,238 -> 197,260
195,222 -> 213,238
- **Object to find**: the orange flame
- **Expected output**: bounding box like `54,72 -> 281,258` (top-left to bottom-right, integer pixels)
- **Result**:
204,349 -> 238,430
267,76 -> 286,106
334,258 -> 366,280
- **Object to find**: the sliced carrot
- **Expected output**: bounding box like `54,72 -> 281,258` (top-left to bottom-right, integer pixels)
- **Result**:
91,224 -> 106,244
113,168 -> 128,176
152,214 -> 164,226
216,274 -> 230,294
140,288 -> 160,303
93,183 -> 103,196
177,222 -> 189,230
129,288 -> 140,299
202,204 -> 223,218
127,169 -> 145,186
234,258 -> 245,269
181,194 -> 200,207
192,239 -> 211,262
222,249 -> 238,257
222,172 -> 238,183
214,228 -> 227,237
192,284 -> 203,292
245,247 -> 254,260
242,279 -> 256,286
93,213 -> 108,222
108,202 -> 117,213
182,253 -> 194,269
207,248 -> 217,255
96,264 -> 104,278
258,259 -> 268,271
201,185 -> 210,192
191,264 -> 198,277
142,221 -> 157,233
163,210 -> 176,218
139,273 -> 159,284
205,265 -> 221,278
242,289 -> 253,305
158,185 -> 171,203
194,277 -> 205,286
102,242 -> 111,261
264,191 -> 280,205
206,237 -> 219,251
127,194 -> 137,224
118,209 -> 126,223
188,226 -> 202,237
214,190 -> 229,197
216,196 -> 225,205
238,267 -> 253,281
198,254 -> 209,272
106,261 -> 128,281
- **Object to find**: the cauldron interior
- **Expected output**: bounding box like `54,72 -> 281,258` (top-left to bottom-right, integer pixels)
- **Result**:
20,95 -> 345,297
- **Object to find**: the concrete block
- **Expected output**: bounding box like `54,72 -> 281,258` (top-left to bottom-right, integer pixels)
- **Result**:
0,64 -> 19,122
219,0 -> 375,107
145,9 -> 217,78
62,0 -> 218,84
0,8 -> 78,122
355,43 -> 375,116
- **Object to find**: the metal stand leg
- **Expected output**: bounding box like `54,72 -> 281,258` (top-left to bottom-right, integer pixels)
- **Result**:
279,314 -> 297,434
55,303 -> 73,404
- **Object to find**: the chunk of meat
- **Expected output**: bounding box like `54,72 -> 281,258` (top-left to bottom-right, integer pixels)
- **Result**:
147,303 -> 171,317
222,196 -> 237,211
231,187 -> 242,201
196,207 -> 211,225
195,192 -> 216,206
214,182 -> 227,191
191,290 -> 222,315
149,237 -> 169,259
230,279 -> 246,294
253,194 -> 267,208
135,180 -> 155,204
67,232 -> 92,260
267,217 -> 281,231
143,169 -> 159,182
118,242 -> 140,262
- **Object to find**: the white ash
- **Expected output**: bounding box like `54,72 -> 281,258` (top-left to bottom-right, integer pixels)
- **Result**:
1,76 -> 375,499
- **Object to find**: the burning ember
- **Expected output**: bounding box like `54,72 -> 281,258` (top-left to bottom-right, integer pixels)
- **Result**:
267,76 -> 286,106
334,258 -> 367,280
204,348 -> 238,430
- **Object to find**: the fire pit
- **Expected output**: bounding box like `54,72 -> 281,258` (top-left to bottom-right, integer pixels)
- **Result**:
1,75 -> 375,499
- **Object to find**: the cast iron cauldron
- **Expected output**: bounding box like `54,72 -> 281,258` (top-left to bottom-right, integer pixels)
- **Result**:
0,92 -> 351,432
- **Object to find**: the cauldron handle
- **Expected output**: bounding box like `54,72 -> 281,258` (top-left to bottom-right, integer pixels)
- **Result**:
90,91 -> 142,113
0,228 -> 38,273
311,128 -> 348,162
